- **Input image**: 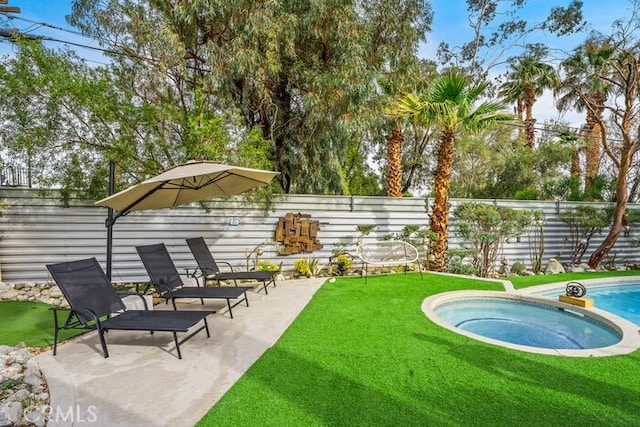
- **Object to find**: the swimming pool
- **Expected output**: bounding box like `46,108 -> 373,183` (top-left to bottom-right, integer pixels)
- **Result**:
538,283 -> 640,326
422,290 -> 640,357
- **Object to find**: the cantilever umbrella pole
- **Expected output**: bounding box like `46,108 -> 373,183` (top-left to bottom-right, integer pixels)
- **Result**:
106,161 -> 116,279
105,182 -> 165,279
99,160 -> 279,280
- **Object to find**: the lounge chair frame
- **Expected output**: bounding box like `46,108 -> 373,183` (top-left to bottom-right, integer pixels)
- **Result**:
136,243 -> 251,318
186,236 -> 277,295
47,257 -> 212,359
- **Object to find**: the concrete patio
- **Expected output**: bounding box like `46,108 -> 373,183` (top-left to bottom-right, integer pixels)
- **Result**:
36,277 -> 326,426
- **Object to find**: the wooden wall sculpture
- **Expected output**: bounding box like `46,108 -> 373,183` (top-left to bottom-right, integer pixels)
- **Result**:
274,213 -> 323,255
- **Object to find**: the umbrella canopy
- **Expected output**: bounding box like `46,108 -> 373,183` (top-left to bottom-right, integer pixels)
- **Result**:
96,160 -> 279,215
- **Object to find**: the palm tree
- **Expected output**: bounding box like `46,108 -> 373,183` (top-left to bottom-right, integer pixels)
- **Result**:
556,38 -> 614,197
396,69 -> 512,272
386,125 -> 404,197
381,61 -> 436,197
500,56 -> 559,149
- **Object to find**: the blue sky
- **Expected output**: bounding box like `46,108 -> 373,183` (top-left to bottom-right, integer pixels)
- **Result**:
0,0 -> 635,125
0,0 -> 105,63
421,0 -> 627,61
2,1 -> 629,61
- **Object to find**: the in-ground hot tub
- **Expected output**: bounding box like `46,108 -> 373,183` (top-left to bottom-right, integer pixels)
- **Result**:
422,291 -> 640,357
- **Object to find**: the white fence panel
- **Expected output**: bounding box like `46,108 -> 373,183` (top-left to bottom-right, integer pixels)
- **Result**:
0,188 -> 639,283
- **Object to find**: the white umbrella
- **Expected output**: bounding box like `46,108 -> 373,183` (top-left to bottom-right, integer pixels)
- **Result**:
96,160 -> 279,278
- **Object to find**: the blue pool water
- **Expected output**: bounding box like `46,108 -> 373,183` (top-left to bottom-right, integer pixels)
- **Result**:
542,283 -> 640,326
434,298 -> 621,349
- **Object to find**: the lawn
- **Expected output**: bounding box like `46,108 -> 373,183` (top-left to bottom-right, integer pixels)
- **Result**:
198,272 -> 640,426
0,301 -> 85,347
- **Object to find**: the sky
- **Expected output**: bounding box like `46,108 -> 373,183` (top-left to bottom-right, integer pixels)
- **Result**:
0,0 -> 635,127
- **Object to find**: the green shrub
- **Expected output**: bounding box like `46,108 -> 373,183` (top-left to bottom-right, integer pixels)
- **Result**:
294,258 -> 312,277
334,254 -> 353,275
258,260 -> 280,272
454,202 -> 531,277
559,206 -> 611,265
448,260 -> 477,276
510,261 -> 527,276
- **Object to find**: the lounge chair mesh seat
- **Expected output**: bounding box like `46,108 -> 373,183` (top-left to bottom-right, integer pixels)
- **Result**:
46,257 -> 212,359
186,237 -> 277,294
136,243 -> 251,318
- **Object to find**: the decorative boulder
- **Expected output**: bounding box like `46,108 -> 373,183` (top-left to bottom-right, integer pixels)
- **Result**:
566,264 -> 585,273
544,258 -> 566,274
498,258 -> 510,276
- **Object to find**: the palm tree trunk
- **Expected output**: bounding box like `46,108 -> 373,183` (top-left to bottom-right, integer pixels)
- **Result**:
516,98 -> 523,121
584,105 -> 604,195
429,130 -> 455,272
570,149 -> 581,177
386,125 -> 404,197
524,84 -> 536,149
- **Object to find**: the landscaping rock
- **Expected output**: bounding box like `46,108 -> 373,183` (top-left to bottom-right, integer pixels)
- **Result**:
0,346 -> 14,356
0,282 -> 68,307
567,264 -> 585,273
0,289 -> 20,301
24,405 -> 48,427
498,258 -> 510,276
0,344 -> 50,426
0,401 -> 23,426
544,258 -> 566,274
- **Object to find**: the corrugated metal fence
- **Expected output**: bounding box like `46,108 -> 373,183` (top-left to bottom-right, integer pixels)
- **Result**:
1,188 -> 639,283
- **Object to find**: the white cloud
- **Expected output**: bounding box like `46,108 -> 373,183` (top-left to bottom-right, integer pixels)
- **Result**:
534,90 -> 584,129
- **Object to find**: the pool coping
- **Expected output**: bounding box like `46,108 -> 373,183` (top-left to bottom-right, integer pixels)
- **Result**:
422,281 -> 640,357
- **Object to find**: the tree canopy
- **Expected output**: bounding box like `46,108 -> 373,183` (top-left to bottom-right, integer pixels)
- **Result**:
63,0 -> 433,195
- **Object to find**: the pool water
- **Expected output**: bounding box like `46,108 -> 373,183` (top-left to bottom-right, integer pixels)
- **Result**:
580,284 -> 640,326
434,298 -> 621,349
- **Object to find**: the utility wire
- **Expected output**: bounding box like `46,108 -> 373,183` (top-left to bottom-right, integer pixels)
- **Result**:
0,15 -> 126,65
5,14 -> 85,37
0,27 -> 212,73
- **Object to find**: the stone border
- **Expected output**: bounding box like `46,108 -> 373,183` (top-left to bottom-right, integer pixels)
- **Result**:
0,282 -> 67,307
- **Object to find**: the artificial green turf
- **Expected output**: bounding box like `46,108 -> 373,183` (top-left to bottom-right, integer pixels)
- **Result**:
198,273 -> 640,426
0,301 -> 84,347
508,269 -> 640,289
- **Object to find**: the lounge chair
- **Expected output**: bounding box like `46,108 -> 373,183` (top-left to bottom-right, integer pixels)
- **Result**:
186,236 -> 278,294
46,257 -> 212,359
136,243 -> 251,318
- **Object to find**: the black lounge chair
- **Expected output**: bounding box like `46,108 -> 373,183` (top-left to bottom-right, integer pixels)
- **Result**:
186,236 -> 278,295
46,257 -> 212,359
136,243 -> 251,318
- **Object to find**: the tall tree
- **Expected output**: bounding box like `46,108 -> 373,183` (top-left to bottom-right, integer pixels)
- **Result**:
395,69 -> 512,272
385,125 -> 404,197
69,0 -> 433,195
587,12 -> 640,268
499,50 -> 559,148
381,60 -> 436,197
556,38 -> 615,196
0,39 -> 272,197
